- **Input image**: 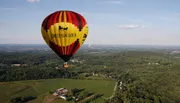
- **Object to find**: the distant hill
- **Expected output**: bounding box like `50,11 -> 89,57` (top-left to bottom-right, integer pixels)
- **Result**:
0,44 -> 180,53
0,44 -> 50,52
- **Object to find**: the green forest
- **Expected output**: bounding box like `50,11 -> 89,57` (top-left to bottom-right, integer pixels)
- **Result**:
0,46 -> 180,103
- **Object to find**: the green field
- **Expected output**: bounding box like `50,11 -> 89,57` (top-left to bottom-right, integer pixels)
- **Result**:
0,78 -> 116,103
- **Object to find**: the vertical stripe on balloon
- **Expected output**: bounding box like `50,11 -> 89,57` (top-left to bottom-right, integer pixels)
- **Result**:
70,39 -> 80,55
63,11 -> 67,55
70,12 -> 78,29
59,11 -> 64,55
48,12 -> 56,29
61,11 -> 65,55
66,12 -> 72,55
73,12 -> 82,31
44,15 -> 51,31
68,12 -> 77,55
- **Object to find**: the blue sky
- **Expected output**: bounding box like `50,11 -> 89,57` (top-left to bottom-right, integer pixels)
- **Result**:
0,0 -> 180,45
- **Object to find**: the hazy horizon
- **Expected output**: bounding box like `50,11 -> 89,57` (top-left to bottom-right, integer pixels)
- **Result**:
0,0 -> 180,45
0,43 -> 180,47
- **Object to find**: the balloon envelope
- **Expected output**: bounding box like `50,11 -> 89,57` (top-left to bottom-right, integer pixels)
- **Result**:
41,10 -> 88,62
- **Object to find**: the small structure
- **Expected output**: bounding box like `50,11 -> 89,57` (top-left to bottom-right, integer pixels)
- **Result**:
148,62 -> 159,65
55,67 -> 60,69
11,64 -> 27,67
53,88 -> 69,100
59,95 -> 67,100
53,92 -> 58,96
56,88 -> 68,96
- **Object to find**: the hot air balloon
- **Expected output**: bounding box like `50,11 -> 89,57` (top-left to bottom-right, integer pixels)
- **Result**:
41,10 -> 88,69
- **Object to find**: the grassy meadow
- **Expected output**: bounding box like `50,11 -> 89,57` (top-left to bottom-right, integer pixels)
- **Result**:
0,77 -> 116,103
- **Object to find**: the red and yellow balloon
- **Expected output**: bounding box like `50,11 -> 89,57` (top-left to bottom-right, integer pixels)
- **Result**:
41,10 -> 88,68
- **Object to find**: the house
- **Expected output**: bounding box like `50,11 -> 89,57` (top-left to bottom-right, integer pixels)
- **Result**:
53,88 -> 69,100
53,92 -> 58,96
92,73 -> 99,76
11,64 -> 27,67
148,62 -> 159,65
72,96 -> 79,101
56,88 -> 68,96
156,63 -> 159,65
59,95 -> 67,100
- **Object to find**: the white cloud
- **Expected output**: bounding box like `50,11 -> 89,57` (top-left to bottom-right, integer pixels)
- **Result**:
118,24 -> 146,29
27,0 -> 40,3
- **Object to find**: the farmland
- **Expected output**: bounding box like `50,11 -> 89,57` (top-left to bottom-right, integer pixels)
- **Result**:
0,77 -> 115,103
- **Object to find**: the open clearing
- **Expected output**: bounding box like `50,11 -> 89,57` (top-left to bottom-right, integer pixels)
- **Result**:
0,78 -> 115,103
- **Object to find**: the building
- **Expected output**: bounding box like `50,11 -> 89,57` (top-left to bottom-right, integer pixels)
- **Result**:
59,95 -> 67,100
53,92 -> 58,96
11,64 -> 27,67
55,88 -> 68,96
53,88 -> 69,100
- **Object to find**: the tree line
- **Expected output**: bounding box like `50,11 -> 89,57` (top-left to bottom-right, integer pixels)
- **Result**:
0,67 -> 79,82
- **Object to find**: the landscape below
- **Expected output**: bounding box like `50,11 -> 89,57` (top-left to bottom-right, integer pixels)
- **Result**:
0,44 -> 180,103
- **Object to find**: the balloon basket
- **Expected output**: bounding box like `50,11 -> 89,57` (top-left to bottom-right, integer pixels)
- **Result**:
63,62 -> 69,69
